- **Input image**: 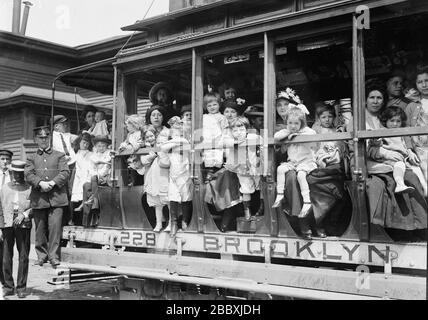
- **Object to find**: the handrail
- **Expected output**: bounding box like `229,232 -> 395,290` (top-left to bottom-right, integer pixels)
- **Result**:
112,127 -> 428,157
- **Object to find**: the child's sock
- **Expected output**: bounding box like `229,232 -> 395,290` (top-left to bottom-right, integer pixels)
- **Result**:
393,161 -> 415,194
243,201 -> 251,220
297,171 -> 312,218
154,206 -> 163,232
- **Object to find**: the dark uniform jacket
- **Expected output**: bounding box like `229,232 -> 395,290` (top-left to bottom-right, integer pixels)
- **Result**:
24,148 -> 70,209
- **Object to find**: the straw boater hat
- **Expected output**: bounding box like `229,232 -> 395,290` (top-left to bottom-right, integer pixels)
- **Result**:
149,82 -> 173,104
92,135 -> 111,145
244,104 -> 264,117
52,115 -> 68,125
10,160 -> 26,172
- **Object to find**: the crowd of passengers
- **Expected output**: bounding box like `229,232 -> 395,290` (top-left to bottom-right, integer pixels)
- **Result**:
18,66 -> 428,241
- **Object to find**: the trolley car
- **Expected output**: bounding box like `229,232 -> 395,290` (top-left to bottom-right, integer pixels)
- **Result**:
55,0 -> 427,300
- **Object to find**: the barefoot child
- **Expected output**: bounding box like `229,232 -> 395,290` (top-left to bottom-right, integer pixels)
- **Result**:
273,107 -> 317,219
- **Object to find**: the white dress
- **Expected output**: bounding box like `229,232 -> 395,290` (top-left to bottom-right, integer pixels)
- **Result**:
71,150 -> 93,202
277,127 -> 317,173
162,138 -> 193,202
202,113 -> 228,168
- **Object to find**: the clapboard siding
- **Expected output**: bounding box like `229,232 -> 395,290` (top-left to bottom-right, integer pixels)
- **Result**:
0,138 -> 24,161
0,111 -> 23,143
0,65 -> 73,93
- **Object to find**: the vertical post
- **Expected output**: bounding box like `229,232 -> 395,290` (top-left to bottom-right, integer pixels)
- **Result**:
188,48 -> 219,233
349,13 -> 369,241
110,65 -> 118,185
50,81 -> 56,147
115,68 -> 126,187
191,48 -> 205,232
256,32 -> 282,237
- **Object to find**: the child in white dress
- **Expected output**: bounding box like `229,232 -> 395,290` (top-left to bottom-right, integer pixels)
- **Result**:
202,92 -> 228,181
71,133 -> 93,214
119,114 -> 145,153
140,125 -> 170,232
160,117 -> 193,236
273,107 -> 317,218
371,106 -> 427,195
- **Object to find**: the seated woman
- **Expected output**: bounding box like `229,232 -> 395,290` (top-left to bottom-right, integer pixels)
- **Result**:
347,83 -> 427,240
274,88 -> 350,239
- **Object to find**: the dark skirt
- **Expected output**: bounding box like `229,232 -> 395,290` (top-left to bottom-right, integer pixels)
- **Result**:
283,164 -> 348,221
369,170 -> 427,230
204,168 -> 241,211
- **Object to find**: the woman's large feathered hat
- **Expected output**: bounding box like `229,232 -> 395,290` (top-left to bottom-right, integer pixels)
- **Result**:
277,88 -> 309,115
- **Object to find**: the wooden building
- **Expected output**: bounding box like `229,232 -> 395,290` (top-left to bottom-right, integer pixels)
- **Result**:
0,30 -> 149,160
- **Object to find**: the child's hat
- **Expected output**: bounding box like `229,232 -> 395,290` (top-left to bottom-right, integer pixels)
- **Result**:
180,104 -> 191,114
222,98 -> 246,114
92,135 -> 111,145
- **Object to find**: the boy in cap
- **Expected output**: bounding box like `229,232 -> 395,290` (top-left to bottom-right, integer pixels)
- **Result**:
0,149 -> 12,290
25,126 -> 70,268
0,160 -> 32,298
0,150 -> 13,191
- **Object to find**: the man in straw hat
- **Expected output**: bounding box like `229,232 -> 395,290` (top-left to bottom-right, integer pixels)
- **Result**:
148,81 -> 178,121
24,126 -> 70,268
0,149 -> 13,291
0,160 -> 32,298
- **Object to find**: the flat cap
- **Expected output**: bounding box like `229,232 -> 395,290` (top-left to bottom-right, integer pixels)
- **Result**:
0,149 -> 13,158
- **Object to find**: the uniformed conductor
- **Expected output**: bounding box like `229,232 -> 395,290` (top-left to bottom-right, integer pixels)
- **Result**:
24,126 -> 70,268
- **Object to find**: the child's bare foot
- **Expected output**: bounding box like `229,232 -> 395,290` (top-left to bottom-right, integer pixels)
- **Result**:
395,184 -> 415,194
272,194 -> 284,208
298,202 -> 312,218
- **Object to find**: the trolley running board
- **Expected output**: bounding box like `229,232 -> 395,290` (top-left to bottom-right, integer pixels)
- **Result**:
48,268 -> 121,286
61,247 -> 426,299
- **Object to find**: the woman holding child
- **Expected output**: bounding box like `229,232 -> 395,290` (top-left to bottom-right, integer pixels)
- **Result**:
347,81 -> 426,237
